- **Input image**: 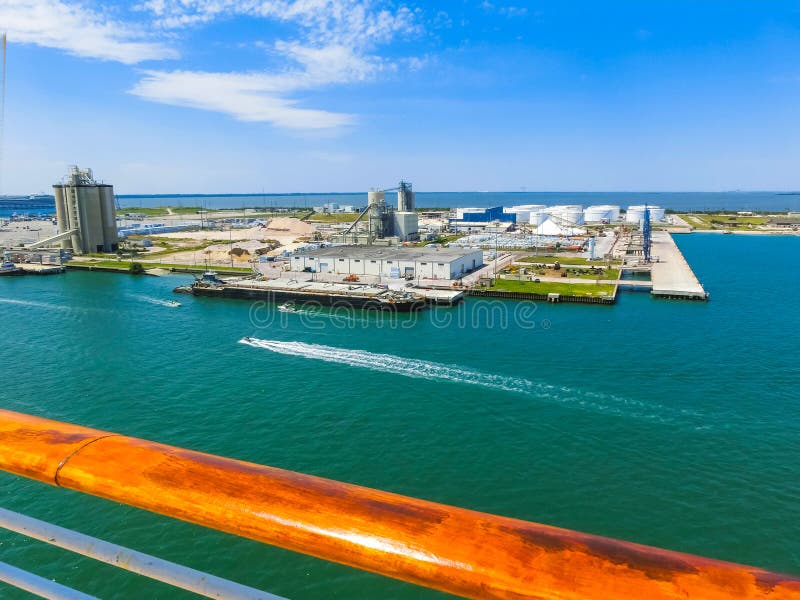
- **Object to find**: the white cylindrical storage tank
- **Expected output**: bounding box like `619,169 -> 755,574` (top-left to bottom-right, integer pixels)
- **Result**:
626,206 -> 646,223
549,205 -> 584,225
626,205 -> 664,223
511,204 -> 546,212
584,206 -> 609,222
584,205 -> 621,223
529,210 -> 548,226
506,204 -> 546,224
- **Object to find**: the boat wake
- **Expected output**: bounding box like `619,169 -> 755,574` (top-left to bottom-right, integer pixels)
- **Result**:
0,297 -> 71,312
133,295 -> 180,308
239,338 -> 699,424
279,306 -> 361,324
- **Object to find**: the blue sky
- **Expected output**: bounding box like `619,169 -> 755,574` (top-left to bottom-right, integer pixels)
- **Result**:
2,0 -> 800,194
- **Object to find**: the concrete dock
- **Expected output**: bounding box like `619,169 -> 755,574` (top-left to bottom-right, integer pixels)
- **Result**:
20,263 -> 65,275
413,288 -> 465,305
649,231 -> 708,300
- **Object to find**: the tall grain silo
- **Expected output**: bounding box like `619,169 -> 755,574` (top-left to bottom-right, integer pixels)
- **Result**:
397,181 -> 414,212
368,190 -> 390,238
52,166 -> 119,254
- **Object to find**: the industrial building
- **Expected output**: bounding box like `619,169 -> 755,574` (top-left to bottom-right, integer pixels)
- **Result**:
453,206 -> 515,223
334,182 -> 419,244
38,167 -> 118,254
312,203 -> 357,213
290,246 -> 484,280
449,206 -> 516,232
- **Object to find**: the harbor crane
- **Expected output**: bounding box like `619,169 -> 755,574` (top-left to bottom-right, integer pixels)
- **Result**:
642,205 -> 652,261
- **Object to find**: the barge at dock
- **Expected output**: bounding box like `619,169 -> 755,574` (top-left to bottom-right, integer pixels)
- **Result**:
175,273 -> 426,312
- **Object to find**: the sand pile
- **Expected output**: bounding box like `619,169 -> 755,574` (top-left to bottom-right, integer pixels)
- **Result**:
265,217 -> 316,237
195,240 -> 275,263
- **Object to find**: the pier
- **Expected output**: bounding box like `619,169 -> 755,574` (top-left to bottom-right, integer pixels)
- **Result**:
649,231 -> 709,299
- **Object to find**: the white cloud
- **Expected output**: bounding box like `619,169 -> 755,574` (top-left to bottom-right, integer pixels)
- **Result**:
138,0 -> 420,46
0,0 -> 177,63
2,0 -> 424,129
128,40 -> 381,129
130,70 -> 355,128
128,1 -> 420,129
480,2 -> 528,18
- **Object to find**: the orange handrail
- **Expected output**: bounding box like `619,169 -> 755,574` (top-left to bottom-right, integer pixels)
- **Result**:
1,408 -> 798,600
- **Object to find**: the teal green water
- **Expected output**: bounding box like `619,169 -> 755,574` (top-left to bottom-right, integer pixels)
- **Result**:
1,233 -> 799,598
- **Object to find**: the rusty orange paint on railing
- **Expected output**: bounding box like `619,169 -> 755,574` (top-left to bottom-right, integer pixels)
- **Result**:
0,409 -> 798,600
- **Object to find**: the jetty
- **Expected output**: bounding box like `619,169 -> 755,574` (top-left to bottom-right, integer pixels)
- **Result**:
649,231 -> 708,299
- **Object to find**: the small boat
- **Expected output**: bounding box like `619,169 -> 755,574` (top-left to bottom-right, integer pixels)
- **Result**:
0,260 -> 24,276
167,300 -> 181,307
277,302 -> 298,313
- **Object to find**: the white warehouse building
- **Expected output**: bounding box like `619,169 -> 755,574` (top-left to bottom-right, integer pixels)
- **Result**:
290,246 -> 484,279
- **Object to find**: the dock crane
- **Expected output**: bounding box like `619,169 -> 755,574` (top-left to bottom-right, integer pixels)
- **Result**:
642,205 -> 652,261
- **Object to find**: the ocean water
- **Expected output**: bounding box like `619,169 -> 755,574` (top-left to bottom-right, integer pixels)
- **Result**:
0,233 -> 799,598
117,191 -> 800,212
4,191 -> 800,219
